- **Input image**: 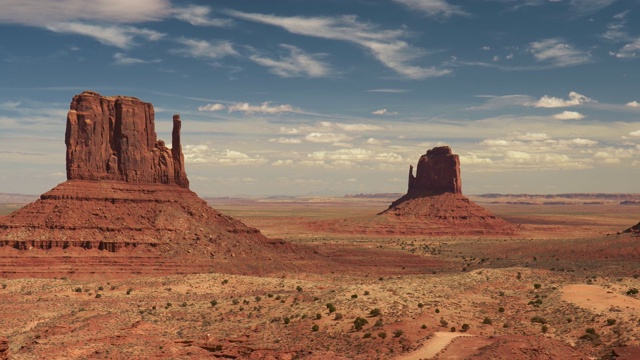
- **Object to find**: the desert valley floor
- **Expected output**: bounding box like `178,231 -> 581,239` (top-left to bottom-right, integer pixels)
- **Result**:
1,194 -> 640,359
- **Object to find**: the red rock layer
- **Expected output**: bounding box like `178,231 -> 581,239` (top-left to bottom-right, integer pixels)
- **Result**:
0,180 -> 310,277
65,91 -> 188,188
408,146 -> 461,195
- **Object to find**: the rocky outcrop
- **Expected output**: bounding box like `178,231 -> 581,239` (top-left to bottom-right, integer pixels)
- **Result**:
0,337 -> 8,360
65,91 -> 188,188
408,146 -> 461,195
380,146 -> 515,234
623,222 -> 640,235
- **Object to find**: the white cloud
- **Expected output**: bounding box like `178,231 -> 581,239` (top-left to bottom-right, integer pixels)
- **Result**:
250,44 -> 331,78
528,38 -> 590,67
0,0 -> 171,25
113,52 -> 160,65
279,127 -> 300,135
627,101 -> 640,108
183,145 -> 268,165
392,0 -> 468,18
304,132 -> 352,143
553,111 -> 585,120
566,138 -> 597,146
630,130 -> 640,137
225,11 -> 450,79
174,38 -> 237,59
516,132 -> 549,141
269,137 -> 302,144
460,154 -> 493,165
335,123 -> 385,131
469,94 -> 533,110
372,108 -> 398,116
366,138 -> 389,145
172,5 -> 232,27
529,91 -> 595,108
227,102 -> 297,115
46,22 -> 164,48
197,103 -> 225,112
612,38 -> 640,58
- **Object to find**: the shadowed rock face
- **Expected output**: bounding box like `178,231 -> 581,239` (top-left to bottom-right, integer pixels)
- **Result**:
65,91 -> 189,188
408,146 -> 461,195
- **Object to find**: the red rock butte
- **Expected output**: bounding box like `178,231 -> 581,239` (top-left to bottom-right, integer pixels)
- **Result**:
380,146 -> 515,234
0,91 -> 309,278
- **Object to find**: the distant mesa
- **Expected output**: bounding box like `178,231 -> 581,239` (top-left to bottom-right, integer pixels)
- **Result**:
380,146 -> 515,233
0,91 -> 302,278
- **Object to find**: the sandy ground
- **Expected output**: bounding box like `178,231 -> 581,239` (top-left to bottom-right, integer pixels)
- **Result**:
396,331 -> 472,359
561,284 -> 640,315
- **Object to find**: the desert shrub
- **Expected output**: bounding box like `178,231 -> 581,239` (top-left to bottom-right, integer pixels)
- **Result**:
334,313 -> 343,320
311,325 -> 319,332
353,317 -> 369,331
275,295 -> 281,300
498,291 -> 505,296
364,291 -> 370,296
181,302 -> 187,307
393,329 -> 404,337
421,324 -> 427,329
267,293 -> 273,298
626,288 -> 639,295
418,303 -> 424,308
126,288 -> 133,295
111,285 -> 117,290
98,286 -> 104,291
606,318 -> 616,326
531,316 -> 547,324
440,318 -> 449,327
315,313 -> 322,320
255,296 -> 261,302
482,317 -> 492,325
232,299 -> 239,305
1,284 -> 6,289
296,286 -> 303,292
351,294 -> 358,299
210,300 -> 218,307
580,328 -> 600,342
221,279 -> 228,285
243,299 -> 250,305
503,323 -> 510,328
95,294 -> 102,298
166,302 -> 172,308
363,332 -> 371,338
462,323 -> 470,332
498,307 -> 505,313
450,327 -> 456,332
516,272 -> 522,280
534,283 -> 542,290
369,308 -> 381,317
586,327 -> 596,335
75,287 -> 82,293
283,317 -> 290,324
435,308 -> 440,313
542,325 -> 548,333
374,319 -> 383,327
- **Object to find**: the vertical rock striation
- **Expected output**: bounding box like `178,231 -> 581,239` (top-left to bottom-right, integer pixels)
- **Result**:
408,146 -> 461,195
65,91 -> 189,188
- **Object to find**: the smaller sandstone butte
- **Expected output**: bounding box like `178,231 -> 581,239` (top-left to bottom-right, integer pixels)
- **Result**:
380,146 -> 515,233
408,146 -> 461,195
66,91 -> 188,187
623,222 -> 640,235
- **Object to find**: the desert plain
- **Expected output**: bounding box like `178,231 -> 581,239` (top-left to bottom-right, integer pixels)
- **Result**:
1,194 -> 639,360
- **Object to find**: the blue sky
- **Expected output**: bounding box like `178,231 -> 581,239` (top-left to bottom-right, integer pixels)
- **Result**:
1,0 -> 640,196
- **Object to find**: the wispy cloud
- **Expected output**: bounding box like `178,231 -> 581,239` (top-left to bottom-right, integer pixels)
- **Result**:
372,109 -> 398,116
172,5 -> 232,27
468,94 -> 533,110
45,22 -> 164,48
250,44 -> 332,78
113,52 -> 160,65
568,0 -> 617,16
528,38 -> 590,67
183,145 -> 268,165
198,101 -> 299,115
610,38 -> 640,59
528,91 -> 595,108
173,37 -> 237,59
392,0 -> 468,18
225,11 -> 450,79
0,0 -> 171,25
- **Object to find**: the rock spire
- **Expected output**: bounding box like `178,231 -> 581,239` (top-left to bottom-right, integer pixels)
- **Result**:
408,146 -> 461,195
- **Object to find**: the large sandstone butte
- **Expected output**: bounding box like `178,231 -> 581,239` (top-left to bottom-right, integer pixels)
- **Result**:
66,91 -> 188,187
0,91 -> 309,278
623,221 -> 640,235
380,146 -> 515,233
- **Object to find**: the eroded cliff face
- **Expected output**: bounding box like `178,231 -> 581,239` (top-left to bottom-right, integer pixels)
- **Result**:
65,91 -> 189,188
408,146 -> 461,195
